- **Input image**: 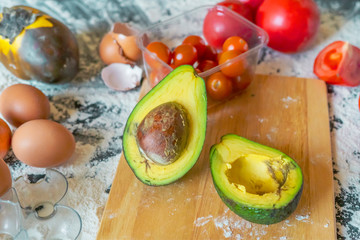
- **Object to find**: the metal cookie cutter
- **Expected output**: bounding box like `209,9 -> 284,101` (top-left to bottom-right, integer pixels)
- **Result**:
0,169 -> 82,240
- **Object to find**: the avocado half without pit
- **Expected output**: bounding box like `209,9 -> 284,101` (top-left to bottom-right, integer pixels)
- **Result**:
123,65 -> 207,186
210,134 -> 303,225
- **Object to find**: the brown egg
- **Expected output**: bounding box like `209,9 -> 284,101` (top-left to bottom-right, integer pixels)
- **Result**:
0,118 -> 12,159
0,84 -> 50,127
0,158 -> 12,196
99,22 -> 141,65
12,119 -> 75,168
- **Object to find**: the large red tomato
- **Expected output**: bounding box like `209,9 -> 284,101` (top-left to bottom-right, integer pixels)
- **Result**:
203,6 -> 251,49
256,0 -> 320,53
216,0 -> 254,22
238,0 -> 264,10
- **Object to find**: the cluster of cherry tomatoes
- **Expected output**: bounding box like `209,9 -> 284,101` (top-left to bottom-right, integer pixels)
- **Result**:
145,35 -> 251,101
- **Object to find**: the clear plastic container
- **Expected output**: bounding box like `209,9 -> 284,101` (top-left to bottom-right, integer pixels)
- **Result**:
137,5 -> 268,106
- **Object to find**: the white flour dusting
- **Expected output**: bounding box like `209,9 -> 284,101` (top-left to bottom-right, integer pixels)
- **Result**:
194,209 -> 269,239
281,96 -> 298,103
257,117 -> 267,123
193,208 -> 325,239
281,96 -> 298,109
194,215 -> 213,227
295,214 -> 310,222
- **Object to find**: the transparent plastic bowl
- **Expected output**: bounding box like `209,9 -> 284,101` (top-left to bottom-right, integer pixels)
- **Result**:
137,5 -> 268,106
0,169 -> 82,240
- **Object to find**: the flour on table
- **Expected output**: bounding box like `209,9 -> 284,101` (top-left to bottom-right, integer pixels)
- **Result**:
257,117 -> 267,123
281,96 -> 298,109
295,214 -> 310,222
194,209 -> 269,239
194,215 -> 213,227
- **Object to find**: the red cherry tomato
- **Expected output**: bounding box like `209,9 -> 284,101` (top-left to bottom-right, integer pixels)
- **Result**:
145,42 -> 171,68
219,50 -> 245,77
201,45 -> 218,62
206,72 -> 233,101
314,41 -> 360,87
183,35 -> 206,58
232,72 -> 252,92
203,6 -> 249,49
217,52 -> 223,63
149,67 -> 172,88
198,60 -> 218,72
0,118 -> 11,159
256,0 -> 320,53
223,36 -> 249,53
216,0 -> 254,22
172,44 -> 198,68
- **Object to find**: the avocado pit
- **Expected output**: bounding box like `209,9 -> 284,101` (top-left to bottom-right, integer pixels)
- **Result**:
136,102 -> 189,165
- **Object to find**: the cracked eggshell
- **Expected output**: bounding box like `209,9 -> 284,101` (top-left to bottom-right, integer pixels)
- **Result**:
112,22 -> 142,62
99,32 -> 130,65
101,63 -> 142,91
99,22 -> 141,65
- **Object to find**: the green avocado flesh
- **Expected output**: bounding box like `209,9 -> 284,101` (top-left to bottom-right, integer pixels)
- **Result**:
210,134 -> 303,224
123,65 -> 207,186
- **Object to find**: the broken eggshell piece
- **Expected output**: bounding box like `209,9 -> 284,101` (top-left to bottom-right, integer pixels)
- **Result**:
101,63 -> 142,91
99,22 -> 141,65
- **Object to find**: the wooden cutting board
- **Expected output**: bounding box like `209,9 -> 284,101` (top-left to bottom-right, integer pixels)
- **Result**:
97,74 -> 335,240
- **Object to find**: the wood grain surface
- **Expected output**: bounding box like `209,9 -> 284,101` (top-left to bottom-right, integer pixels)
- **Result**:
97,74 -> 335,240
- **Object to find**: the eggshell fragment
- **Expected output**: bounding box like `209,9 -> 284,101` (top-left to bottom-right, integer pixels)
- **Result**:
0,84 -> 50,127
12,119 -> 75,168
101,63 -> 142,91
0,159 -> 12,196
112,22 -> 142,62
99,22 -> 141,65
99,33 -> 130,65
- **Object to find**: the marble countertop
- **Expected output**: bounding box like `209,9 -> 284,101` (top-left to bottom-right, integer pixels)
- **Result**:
1,0 -> 359,239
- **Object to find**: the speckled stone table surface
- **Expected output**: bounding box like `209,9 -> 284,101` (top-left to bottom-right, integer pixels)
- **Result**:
0,0 -> 359,239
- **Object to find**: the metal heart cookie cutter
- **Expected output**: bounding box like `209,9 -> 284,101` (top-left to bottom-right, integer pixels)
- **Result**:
0,169 -> 82,240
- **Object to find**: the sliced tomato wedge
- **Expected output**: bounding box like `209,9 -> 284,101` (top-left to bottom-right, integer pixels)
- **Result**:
314,41 -> 360,86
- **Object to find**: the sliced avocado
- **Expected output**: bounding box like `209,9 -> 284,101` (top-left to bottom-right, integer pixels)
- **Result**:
123,65 -> 207,186
210,134 -> 303,224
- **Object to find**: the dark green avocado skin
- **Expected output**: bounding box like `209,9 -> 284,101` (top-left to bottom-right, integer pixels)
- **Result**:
213,182 -> 303,225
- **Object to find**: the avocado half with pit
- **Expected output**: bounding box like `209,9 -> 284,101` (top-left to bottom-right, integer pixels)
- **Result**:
123,65 -> 207,186
210,134 -> 303,224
